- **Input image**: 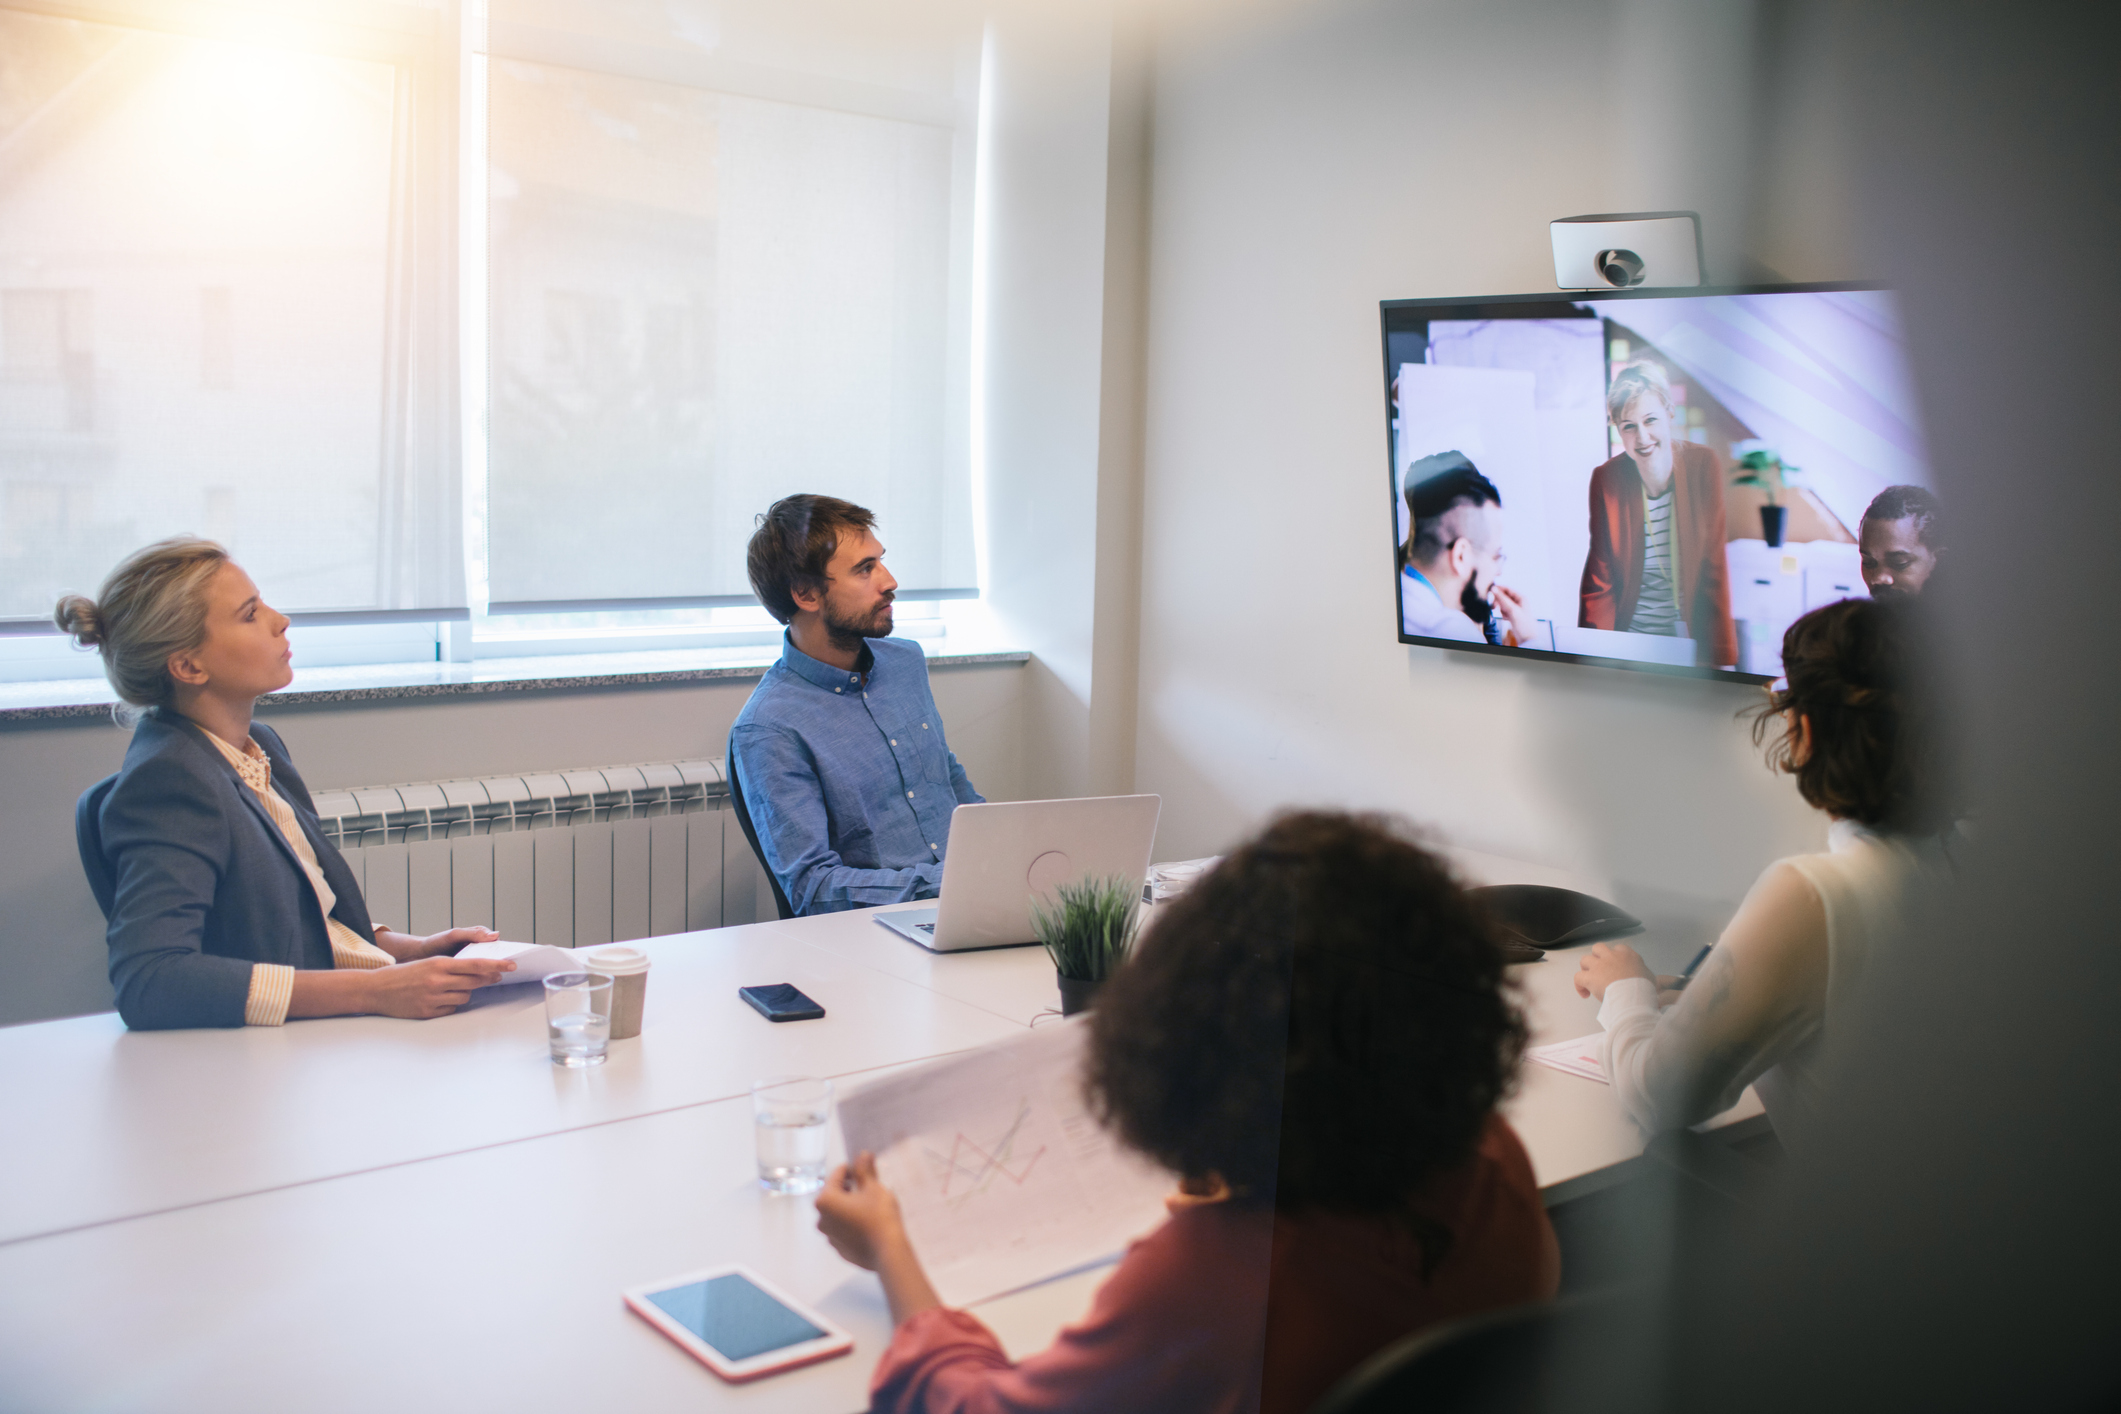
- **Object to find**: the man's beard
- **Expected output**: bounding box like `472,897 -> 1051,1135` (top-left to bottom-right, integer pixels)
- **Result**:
1460,578 -> 1493,627
823,596 -> 893,652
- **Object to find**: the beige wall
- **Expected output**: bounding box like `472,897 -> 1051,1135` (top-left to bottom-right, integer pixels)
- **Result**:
0,661 -> 1027,1026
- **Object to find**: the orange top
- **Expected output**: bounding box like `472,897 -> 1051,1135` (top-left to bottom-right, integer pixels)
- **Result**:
1578,442 -> 1739,667
869,1114 -> 1560,1414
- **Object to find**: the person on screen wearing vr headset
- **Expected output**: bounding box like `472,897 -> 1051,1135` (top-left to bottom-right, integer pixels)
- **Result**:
1578,362 -> 1739,668
1859,484 -> 1946,600
729,494 -> 983,917
1397,452 -> 1542,649
814,811 -> 1559,1414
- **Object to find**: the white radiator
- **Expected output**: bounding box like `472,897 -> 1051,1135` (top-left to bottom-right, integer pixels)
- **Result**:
308,760 -> 779,947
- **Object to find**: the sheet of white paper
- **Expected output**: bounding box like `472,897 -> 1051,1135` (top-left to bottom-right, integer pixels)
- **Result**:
456,941 -> 585,985
1527,1033 -> 1610,1084
838,1018 -> 1175,1308
1145,856 -> 1221,902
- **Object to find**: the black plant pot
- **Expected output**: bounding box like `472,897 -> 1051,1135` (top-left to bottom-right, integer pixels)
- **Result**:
1759,504 -> 1788,547
1057,973 -> 1103,1016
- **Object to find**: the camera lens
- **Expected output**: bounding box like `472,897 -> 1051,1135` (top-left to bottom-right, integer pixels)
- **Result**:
1596,248 -> 1646,287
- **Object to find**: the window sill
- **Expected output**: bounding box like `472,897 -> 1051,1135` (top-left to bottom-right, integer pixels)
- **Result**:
0,640 -> 1031,725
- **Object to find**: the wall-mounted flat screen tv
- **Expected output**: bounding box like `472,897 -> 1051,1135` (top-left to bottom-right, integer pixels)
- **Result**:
1381,283 -> 1935,683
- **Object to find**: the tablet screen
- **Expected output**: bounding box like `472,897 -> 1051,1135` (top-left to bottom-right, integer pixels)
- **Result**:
645,1273 -> 826,1361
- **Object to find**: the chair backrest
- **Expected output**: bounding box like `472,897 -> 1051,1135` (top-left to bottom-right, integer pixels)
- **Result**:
75,773 -> 120,921
724,745 -> 796,921
1309,1289 -> 1648,1414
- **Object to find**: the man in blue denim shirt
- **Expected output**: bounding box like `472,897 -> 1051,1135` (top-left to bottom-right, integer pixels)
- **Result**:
729,495 -> 984,915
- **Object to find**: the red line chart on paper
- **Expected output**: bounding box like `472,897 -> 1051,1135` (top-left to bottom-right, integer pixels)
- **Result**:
925,1100 -> 1049,1202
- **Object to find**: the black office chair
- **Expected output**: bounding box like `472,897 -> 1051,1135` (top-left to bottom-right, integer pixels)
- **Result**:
724,744 -> 796,922
75,772 -> 120,920
1308,1288 -> 1650,1414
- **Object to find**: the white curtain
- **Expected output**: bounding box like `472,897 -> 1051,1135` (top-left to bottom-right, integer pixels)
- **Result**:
0,2 -> 463,621
481,0 -> 980,609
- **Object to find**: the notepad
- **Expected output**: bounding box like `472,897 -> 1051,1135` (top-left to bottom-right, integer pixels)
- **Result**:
837,1019 -> 1175,1308
1527,1033 -> 1609,1084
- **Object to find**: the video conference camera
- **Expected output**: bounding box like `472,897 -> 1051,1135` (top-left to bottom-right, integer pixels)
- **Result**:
1550,211 -> 1704,290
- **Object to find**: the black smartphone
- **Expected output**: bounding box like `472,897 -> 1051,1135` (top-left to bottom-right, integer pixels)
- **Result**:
738,984 -> 825,1022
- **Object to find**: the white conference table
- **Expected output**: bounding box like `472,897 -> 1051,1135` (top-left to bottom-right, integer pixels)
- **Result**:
0,851 -> 1751,1411
0,922 -> 1041,1246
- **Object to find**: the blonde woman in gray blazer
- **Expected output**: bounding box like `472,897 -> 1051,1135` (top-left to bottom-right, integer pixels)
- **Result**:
63,538 -> 515,1030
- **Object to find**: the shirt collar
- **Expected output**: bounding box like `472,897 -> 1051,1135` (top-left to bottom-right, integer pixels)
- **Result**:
199,726 -> 272,794
1827,817 -> 1879,851
779,631 -> 877,692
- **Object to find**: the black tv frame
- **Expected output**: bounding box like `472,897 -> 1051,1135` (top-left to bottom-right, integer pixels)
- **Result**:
1380,280 -> 1890,687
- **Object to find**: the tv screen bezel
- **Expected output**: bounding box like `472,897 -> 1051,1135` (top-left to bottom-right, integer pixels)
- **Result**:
1380,280 -> 1892,687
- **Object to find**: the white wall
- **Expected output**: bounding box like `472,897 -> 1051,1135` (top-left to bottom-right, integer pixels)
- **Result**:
975,1 -> 1155,803
1131,0 -> 1835,919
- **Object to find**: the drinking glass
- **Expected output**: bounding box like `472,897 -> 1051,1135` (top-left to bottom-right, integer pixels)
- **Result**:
544,971 -> 613,1068
751,1077 -> 834,1194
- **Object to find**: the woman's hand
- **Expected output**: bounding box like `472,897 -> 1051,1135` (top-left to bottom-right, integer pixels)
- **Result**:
374,925 -> 499,963
816,1152 -> 909,1272
815,1153 -> 943,1326
1573,942 -> 1656,1001
363,955 -> 516,1019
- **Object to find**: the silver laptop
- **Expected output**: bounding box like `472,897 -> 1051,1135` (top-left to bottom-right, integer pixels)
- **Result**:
875,794 -> 1161,952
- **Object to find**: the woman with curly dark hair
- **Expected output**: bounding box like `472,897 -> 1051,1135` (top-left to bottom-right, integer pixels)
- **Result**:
1574,595 -> 1958,1151
814,810 -> 1560,1414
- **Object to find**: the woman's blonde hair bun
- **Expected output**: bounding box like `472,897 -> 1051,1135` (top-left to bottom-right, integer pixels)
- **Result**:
53,593 -> 102,648
52,538 -> 230,719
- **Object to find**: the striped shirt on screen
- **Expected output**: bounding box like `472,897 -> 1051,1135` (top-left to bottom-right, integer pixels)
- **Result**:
1627,485 -> 1683,636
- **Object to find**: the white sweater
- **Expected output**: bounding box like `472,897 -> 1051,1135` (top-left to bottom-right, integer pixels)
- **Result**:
1596,819 -> 1954,1151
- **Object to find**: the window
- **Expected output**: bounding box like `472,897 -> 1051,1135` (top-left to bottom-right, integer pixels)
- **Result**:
473,1 -> 980,617
199,287 -> 233,390
0,0 -> 980,674
0,4 -> 458,625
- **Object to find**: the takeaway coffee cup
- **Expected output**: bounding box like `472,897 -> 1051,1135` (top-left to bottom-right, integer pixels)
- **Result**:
581,945 -> 650,1040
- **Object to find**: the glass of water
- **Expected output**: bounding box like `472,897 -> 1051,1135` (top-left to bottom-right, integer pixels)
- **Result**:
544,972 -> 613,1068
752,1076 -> 834,1195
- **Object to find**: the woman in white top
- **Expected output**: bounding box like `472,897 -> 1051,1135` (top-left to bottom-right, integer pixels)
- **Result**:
1573,596 -> 1956,1151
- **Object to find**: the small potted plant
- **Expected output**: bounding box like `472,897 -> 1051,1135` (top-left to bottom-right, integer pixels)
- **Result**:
1031,875 -> 1142,1016
1732,448 -> 1800,547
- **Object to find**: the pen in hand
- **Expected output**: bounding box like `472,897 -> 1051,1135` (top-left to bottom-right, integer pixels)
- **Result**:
1669,945 -> 1713,991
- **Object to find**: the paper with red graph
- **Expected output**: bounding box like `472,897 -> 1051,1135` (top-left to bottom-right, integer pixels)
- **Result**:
836,1018 -> 1175,1307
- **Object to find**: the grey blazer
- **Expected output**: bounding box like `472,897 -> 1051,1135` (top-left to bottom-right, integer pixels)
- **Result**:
92,710 -> 377,1030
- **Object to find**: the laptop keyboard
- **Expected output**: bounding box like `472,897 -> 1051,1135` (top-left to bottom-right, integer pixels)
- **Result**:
915,922 -> 935,934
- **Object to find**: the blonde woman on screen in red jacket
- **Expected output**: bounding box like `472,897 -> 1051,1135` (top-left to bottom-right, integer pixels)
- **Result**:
1578,363 -> 1739,667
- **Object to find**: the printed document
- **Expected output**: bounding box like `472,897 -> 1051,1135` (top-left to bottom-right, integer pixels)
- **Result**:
1527,1033 -> 1610,1083
838,1018 -> 1174,1307
456,941 -> 586,985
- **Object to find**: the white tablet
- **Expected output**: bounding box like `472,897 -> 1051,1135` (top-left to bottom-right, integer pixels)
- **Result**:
623,1264 -> 854,1382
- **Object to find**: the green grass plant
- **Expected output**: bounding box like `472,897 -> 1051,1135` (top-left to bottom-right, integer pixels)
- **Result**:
1032,874 -> 1142,982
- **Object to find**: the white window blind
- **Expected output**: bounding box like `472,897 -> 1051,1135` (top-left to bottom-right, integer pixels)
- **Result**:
0,2 -> 465,626
479,0 -> 980,612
